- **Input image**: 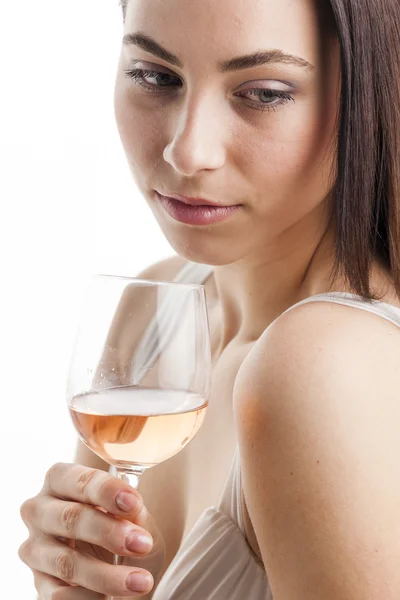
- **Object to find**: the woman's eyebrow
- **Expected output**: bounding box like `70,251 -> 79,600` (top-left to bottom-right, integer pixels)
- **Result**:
122,32 -> 315,72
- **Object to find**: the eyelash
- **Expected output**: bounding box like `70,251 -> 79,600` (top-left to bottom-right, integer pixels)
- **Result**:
123,68 -> 295,113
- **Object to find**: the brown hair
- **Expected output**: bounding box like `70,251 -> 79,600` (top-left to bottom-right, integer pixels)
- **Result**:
119,0 -> 400,302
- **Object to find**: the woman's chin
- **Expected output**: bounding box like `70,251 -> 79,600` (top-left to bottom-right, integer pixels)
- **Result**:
146,204 -> 246,265
165,238 -> 243,266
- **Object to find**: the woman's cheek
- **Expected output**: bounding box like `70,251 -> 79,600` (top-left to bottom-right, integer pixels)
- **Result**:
242,116 -> 318,186
273,102 -> 335,181
115,91 -> 164,168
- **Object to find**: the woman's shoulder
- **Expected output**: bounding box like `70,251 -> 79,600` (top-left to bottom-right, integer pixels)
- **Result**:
234,259 -> 400,413
260,259 -> 400,358
233,272 -> 400,447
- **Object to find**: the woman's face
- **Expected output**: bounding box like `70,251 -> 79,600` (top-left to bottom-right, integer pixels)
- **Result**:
114,0 -> 340,265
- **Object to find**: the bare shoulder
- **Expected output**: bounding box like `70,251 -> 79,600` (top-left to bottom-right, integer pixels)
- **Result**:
235,295 -> 400,415
233,292 -> 400,457
233,293 -> 400,599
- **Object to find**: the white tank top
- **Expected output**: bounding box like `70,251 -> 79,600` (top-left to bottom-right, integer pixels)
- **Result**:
148,261 -> 400,600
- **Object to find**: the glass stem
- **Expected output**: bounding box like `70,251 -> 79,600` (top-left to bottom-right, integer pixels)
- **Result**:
108,468 -> 147,600
113,467 -> 145,568
115,467 -> 144,491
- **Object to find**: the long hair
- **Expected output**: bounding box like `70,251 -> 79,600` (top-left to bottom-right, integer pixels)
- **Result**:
327,0 -> 400,300
119,0 -> 400,301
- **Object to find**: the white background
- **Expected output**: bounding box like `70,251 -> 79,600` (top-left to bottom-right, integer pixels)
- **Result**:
1,1 -> 172,595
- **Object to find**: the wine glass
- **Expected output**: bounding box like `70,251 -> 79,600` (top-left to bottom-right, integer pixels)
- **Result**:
66,273 -> 212,596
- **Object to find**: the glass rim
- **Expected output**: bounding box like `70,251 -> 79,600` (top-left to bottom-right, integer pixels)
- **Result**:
92,273 -> 206,290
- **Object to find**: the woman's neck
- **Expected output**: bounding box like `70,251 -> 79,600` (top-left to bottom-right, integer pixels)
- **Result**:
207,219 -> 337,352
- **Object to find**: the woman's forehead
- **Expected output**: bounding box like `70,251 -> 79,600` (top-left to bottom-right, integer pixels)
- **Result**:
125,0 -> 334,71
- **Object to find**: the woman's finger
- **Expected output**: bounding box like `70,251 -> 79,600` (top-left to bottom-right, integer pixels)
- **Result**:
20,536 -> 153,597
41,462 -> 146,520
32,569 -> 103,599
28,496 -> 153,557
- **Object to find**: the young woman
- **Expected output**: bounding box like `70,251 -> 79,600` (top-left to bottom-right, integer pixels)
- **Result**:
19,0 -> 400,598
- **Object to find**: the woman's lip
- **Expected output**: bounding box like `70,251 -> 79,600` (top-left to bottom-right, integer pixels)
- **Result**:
155,192 -> 242,226
161,192 -> 236,207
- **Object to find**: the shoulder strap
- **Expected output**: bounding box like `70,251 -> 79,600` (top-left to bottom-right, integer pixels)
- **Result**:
281,292 -> 400,329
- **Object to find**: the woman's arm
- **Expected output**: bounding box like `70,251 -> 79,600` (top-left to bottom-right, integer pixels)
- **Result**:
235,301 -> 400,600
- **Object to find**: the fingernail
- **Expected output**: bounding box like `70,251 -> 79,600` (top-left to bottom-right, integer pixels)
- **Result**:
126,571 -> 153,593
116,491 -> 140,512
126,531 -> 153,554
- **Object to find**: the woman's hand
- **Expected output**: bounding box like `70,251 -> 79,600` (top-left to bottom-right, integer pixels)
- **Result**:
19,462 -> 166,598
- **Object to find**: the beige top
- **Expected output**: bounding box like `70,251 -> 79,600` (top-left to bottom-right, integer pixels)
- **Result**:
148,261 -> 400,600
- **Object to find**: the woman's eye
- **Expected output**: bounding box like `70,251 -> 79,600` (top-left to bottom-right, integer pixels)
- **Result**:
234,88 -> 295,112
123,68 -> 295,112
124,68 -> 182,92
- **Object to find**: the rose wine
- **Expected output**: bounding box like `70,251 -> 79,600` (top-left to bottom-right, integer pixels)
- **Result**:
69,387 -> 207,468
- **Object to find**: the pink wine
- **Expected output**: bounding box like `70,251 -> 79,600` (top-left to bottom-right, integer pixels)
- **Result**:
69,387 -> 207,468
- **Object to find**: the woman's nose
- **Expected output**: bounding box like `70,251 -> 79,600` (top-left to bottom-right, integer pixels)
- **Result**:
163,95 -> 227,176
